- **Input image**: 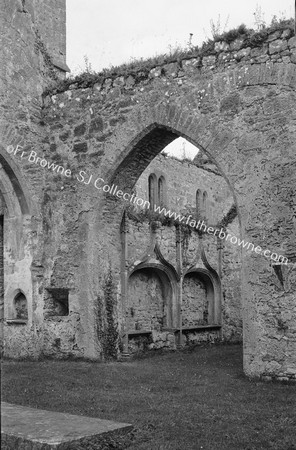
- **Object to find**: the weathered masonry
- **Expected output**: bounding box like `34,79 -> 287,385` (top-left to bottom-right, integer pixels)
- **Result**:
1,0 -> 295,381
124,153 -> 241,353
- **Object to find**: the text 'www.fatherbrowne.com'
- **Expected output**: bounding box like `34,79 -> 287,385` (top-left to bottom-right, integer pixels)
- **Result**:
6,145 -> 288,265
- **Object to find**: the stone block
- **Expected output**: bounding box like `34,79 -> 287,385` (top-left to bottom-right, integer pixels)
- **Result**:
113,76 -> 125,87
202,55 -> 216,66
164,62 -> 179,78
281,29 -> 292,39
267,30 -> 282,42
73,142 -> 88,153
125,75 -> 135,88
236,47 -> 251,59
288,36 -> 296,48
214,41 -> 230,52
74,123 -> 86,137
230,38 -> 244,51
1,402 -> 132,449
149,67 -> 162,78
181,58 -> 200,74
269,39 -> 288,54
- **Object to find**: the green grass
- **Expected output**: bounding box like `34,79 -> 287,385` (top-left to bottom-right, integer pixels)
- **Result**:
2,345 -> 296,449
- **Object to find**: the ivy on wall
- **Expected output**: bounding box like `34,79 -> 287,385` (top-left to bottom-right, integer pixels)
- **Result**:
96,266 -> 119,360
34,29 -> 58,81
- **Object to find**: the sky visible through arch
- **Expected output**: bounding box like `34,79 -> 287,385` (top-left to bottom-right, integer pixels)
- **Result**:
66,0 -> 294,158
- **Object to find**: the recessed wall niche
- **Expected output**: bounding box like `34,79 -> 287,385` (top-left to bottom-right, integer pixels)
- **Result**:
14,292 -> 28,320
44,288 -> 69,319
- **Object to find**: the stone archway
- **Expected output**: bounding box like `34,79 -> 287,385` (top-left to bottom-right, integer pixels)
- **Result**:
40,30 -> 295,377
127,266 -> 174,332
0,149 -> 31,216
100,119 -> 239,355
182,269 -> 218,327
0,148 -> 33,355
98,107 -> 294,378
125,263 -> 178,353
99,119 -> 243,355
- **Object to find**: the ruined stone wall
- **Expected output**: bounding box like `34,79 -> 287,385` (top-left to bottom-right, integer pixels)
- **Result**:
182,275 -> 207,325
37,24 -> 295,378
1,0 -> 66,131
130,154 -> 242,345
128,269 -> 165,331
124,205 -> 242,351
0,0 -> 73,359
221,217 -> 243,341
2,11 -> 295,380
135,152 -> 233,224
31,0 -> 67,69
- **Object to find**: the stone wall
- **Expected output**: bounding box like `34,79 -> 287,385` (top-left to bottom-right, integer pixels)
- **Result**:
0,0 -> 72,359
38,23 -> 295,378
182,274 -> 207,326
1,4 -> 295,380
135,152 -> 233,224
127,154 -> 242,350
124,210 -> 242,352
128,269 -> 166,331
32,0 -> 67,69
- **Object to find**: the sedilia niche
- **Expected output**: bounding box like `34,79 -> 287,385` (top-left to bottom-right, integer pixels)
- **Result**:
6,291 -> 29,324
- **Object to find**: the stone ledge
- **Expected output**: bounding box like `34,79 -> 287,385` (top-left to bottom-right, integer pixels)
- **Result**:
5,319 -> 27,325
126,329 -> 152,336
163,325 -> 222,333
52,59 -> 71,73
1,402 -> 132,449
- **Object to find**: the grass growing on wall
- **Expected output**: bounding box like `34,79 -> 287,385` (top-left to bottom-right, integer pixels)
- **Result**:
45,17 -> 295,95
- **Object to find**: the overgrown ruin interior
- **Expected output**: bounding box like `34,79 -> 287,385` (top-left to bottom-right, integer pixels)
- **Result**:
1,0 -> 295,381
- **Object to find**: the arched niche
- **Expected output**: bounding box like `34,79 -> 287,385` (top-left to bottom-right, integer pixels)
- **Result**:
158,175 -> 166,207
183,268 -> 220,325
148,173 -> 157,209
196,189 -> 202,218
0,147 -> 33,329
202,191 -> 208,220
5,288 -> 29,324
0,148 -> 31,216
128,263 -> 178,331
13,291 -> 28,320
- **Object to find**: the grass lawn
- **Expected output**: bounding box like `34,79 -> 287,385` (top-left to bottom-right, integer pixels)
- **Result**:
2,344 -> 296,450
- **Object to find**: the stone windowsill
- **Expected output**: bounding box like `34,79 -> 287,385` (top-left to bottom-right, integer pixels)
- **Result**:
5,319 -> 27,325
163,324 -> 221,333
127,330 -> 152,336
124,325 -> 222,337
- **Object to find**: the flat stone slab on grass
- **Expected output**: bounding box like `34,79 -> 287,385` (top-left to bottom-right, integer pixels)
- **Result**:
1,402 -> 133,449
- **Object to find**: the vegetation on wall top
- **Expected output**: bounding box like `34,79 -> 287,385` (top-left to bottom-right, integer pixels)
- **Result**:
44,17 -> 294,95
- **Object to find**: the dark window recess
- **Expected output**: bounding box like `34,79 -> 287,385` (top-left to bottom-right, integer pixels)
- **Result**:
148,174 -> 157,208
44,288 -> 69,318
158,176 -> 166,207
14,293 -> 28,320
196,189 -> 202,218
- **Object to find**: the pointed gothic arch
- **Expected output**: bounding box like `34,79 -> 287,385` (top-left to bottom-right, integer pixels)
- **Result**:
0,146 -> 33,335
